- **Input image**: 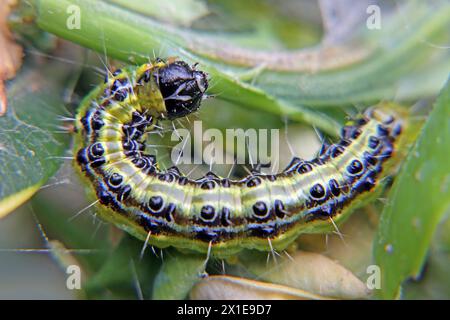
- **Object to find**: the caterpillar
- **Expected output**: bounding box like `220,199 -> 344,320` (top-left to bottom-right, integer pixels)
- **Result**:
73,58 -> 407,258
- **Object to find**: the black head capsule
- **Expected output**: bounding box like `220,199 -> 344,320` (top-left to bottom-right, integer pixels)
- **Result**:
155,60 -> 208,119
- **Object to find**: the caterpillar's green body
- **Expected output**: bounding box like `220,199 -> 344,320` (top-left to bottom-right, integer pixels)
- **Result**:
74,59 -> 409,257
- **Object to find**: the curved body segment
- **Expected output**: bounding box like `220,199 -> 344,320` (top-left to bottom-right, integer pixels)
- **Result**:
74,59 -> 407,257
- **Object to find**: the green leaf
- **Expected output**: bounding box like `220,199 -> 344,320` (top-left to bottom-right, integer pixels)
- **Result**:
152,250 -> 206,300
402,214 -> 450,299
374,80 -> 450,299
109,0 -> 208,26
0,59 -> 75,218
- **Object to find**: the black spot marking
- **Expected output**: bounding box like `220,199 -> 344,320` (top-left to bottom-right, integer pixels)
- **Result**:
392,123 -> 402,137
340,139 -> 351,147
164,203 -> 176,222
342,126 -> 356,139
97,187 -> 113,205
158,173 -> 175,183
285,157 -> 303,171
200,180 -> 216,190
249,225 -> 276,238
297,163 -> 313,174
356,175 -> 376,193
205,171 -> 219,179
123,140 -> 144,152
110,79 -> 129,101
317,204 -> 334,217
168,166 -> 182,176
178,177 -> 189,186
319,143 -> 330,156
330,145 -> 345,158
357,117 -> 368,125
368,136 -> 380,149
108,173 -> 123,188
221,179 -> 231,188
200,205 -> 216,222
132,157 -> 146,169
329,179 -> 340,197
246,176 -> 262,188
252,201 -> 268,219
347,159 -> 364,175
80,113 -> 90,130
310,183 -> 326,200
194,228 -> 219,242
363,151 -> 378,167
76,148 -> 88,165
274,200 -> 286,218
89,142 -> 104,157
139,216 -> 161,234
149,196 -> 164,212
91,111 -> 104,130
117,185 -> 132,202
220,207 -> 232,226
90,157 -> 106,168
377,124 -> 389,136
380,143 -> 394,159
351,128 -> 362,139
122,125 -> 143,140
383,115 -> 394,125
